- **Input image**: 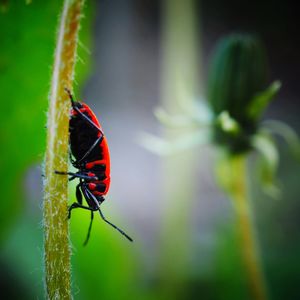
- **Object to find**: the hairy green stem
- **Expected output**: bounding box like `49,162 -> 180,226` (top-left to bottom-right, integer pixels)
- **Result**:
219,154 -> 268,300
43,0 -> 84,299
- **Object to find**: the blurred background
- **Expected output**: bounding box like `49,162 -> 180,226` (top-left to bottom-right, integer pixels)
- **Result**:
0,0 -> 300,299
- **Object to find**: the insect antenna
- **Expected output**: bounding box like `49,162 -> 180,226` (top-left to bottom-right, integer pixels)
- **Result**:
64,87 -> 76,106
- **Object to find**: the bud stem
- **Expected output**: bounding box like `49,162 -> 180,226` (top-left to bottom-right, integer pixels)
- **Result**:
221,154 -> 268,300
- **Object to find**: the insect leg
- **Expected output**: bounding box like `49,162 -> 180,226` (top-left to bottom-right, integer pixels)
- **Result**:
84,188 -> 133,242
97,207 -> 133,242
76,134 -> 104,164
83,211 -> 94,246
76,183 -> 83,205
68,202 -> 96,219
65,87 -> 76,106
55,171 -> 98,181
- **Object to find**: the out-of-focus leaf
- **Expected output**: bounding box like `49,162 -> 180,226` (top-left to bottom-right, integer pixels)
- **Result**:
0,1 -> 92,243
0,1 -> 60,243
216,111 -> 240,135
70,199 -> 139,300
214,225 -> 248,300
252,132 -> 281,198
154,106 -> 204,128
1,213 -> 44,299
247,81 -> 281,120
262,119 -> 300,161
138,130 -> 211,155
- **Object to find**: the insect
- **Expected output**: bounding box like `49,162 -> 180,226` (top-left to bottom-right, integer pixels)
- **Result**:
55,88 -> 133,245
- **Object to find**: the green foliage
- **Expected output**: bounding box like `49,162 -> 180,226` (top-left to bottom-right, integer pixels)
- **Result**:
2,189 -> 139,299
248,81 -> 281,121
0,1 -> 61,243
214,226 -> 249,300
1,213 -> 44,299
252,132 -> 280,198
70,205 -> 139,300
0,1 -> 91,243
262,120 -> 300,161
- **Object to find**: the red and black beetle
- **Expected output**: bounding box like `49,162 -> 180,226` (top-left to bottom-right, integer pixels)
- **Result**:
56,88 -> 133,245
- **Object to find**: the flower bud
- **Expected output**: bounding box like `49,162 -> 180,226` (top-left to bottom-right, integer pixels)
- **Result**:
208,34 -> 274,153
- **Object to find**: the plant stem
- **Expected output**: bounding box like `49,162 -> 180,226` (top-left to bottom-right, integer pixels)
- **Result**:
159,0 -> 201,298
43,0 -> 84,299
223,154 -> 268,300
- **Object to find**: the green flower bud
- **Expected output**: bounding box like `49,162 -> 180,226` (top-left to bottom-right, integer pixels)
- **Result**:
208,34 -> 278,153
